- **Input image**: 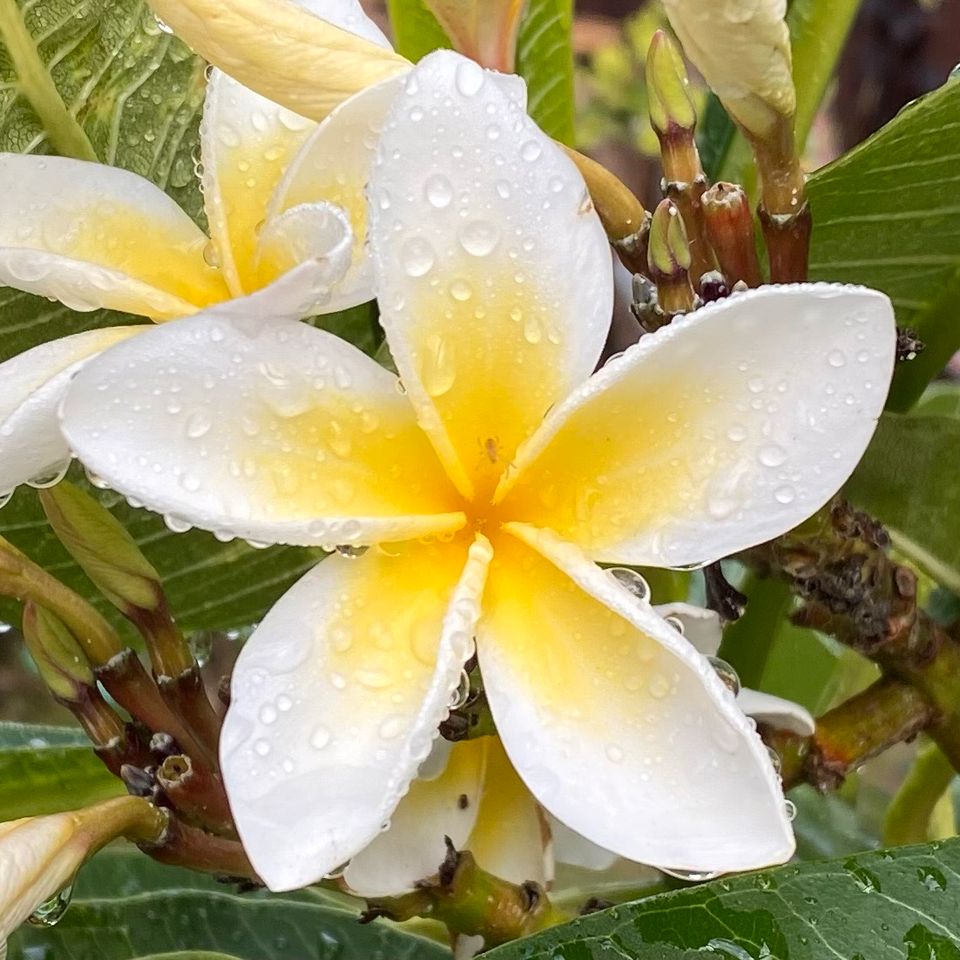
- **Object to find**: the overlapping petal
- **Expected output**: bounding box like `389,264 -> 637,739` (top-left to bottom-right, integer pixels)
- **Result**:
0,327 -> 144,493
148,0 -> 409,121
498,285 -> 896,568
60,314 -> 464,546
344,738 -> 487,897
219,534 -> 492,891
200,69 -> 317,295
0,155 -> 228,319
369,49 -> 613,500
478,524 -> 794,873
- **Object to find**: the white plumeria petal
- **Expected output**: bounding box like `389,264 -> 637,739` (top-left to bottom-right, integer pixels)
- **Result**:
736,688 -> 816,737
294,0 -> 393,48
467,738 -> 552,886
60,313 -> 464,547
478,524 -> 794,874
344,739 -> 487,897
654,602 -> 723,656
220,535 -> 492,891
498,284 -> 896,568
200,69 -> 317,296
0,155 -> 228,319
548,814 -> 619,872
369,50 -> 613,500
0,327 -> 144,493
265,76 -> 404,312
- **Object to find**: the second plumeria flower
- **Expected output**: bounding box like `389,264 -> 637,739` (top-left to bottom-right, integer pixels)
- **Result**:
0,0 -> 402,495
61,50 -> 896,892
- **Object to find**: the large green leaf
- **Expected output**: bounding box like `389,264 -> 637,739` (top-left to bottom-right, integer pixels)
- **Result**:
0,721 -> 122,819
846,412 -> 960,594
386,0 -> 575,142
807,78 -> 960,410
9,889 -> 448,960
487,838 -> 960,959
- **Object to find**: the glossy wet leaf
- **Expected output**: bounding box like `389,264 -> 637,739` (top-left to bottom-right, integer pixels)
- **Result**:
807,78 -> 960,410
486,838 -> 960,960
386,0 -> 575,142
846,412 -> 960,594
0,722 -> 122,820
8,888 -> 448,960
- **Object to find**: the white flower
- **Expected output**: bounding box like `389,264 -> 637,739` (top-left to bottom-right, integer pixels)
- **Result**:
661,0 -> 795,139
61,49 -> 896,892
0,0 -> 402,495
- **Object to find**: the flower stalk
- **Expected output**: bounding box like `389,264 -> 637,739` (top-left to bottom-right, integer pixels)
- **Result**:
362,839 -> 569,947
701,182 -> 763,288
646,30 -> 716,282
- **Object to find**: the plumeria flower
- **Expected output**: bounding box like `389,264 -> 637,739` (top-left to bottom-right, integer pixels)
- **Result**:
344,600 -> 814,897
0,0 -> 405,496
61,49 -> 896,891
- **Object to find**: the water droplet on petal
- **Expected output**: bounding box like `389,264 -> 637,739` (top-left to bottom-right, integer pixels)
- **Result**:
659,867 -> 720,883
335,544 -> 367,559
758,443 -> 786,468
310,726 -> 331,750
421,334 -> 456,397
424,173 -> 453,209
185,411 -> 212,439
26,459 -> 71,489
187,631 -> 214,668
708,656 -> 741,695
827,349 -> 847,368
521,140 -> 542,162
449,669 -> 471,709
28,882 -> 74,927
459,221 -> 500,257
774,485 -> 796,505
401,237 -> 435,278
608,567 -> 651,603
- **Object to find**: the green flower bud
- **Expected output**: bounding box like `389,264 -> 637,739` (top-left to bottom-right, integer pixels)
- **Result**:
21,602 -> 94,703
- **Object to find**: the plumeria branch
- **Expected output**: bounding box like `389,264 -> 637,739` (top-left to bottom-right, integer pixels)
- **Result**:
361,839 -> 569,947
745,496 -> 960,778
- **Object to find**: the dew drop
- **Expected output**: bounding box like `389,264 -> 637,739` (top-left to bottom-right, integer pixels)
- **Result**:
310,725 -> 331,750
449,669 -> 471,709
758,443 -> 786,468
28,882 -> 74,927
660,868 -> 720,883
424,174 -> 453,209
774,485 -> 796,505
521,140 -> 542,163
708,656 -> 741,695
827,349 -> 847,368
449,278 -> 473,302
401,237 -> 436,278
379,716 -> 405,740
648,673 -> 671,699
0,489 -> 13,509
607,567 -> 651,603
202,241 -> 220,267
455,58 -> 485,97
459,221 -> 501,257
185,410 -> 212,439
784,798 -> 797,821
26,459 -> 71,489
606,743 -> 624,763
254,739 -> 271,757
421,334 -> 456,398
335,544 -> 367,559
153,14 -> 173,33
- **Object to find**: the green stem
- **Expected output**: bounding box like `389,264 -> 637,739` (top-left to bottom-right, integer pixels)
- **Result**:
884,740 -> 957,846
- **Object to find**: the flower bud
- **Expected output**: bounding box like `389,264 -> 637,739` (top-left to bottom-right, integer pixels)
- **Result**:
660,0 -> 795,140
646,29 -> 697,138
647,199 -> 697,317
147,0 -> 409,121
0,798 -> 167,953
423,0 -> 525,72
21,602 -> 95,703
40,482 -> 162,616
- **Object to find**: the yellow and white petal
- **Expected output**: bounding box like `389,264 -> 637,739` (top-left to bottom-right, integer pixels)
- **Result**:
0,328 -> 144,493
654,602 -> 723,657
737,688 -> 815,737
369,50 -> 613,501
344,739 -> 488,897
0,155 -> 228,319
149,0 -> 409,122
468,738 -> 552,886
265,76 -> 405,312
60,313 -> 464,547
498,285 -> 896,568
478,524 -> 794,874
199,69 -> 317,295
220,535 -> 492,891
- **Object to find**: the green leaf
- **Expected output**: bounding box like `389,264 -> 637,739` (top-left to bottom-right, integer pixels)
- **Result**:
0,465 -> 320,633
486,838 -> 960,960
790,784 -> 879,860
0,721 -> 122,819
846,412 -> 960,594
914,382 -> 960,418
699,0 -> 862,183
10,889 -> 449,960
386,0 -> 575,142
807,78 -> 960,410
